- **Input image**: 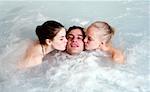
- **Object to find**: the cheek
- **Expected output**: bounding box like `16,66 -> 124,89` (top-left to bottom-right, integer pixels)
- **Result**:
53,41 -> 66,50
80,43 -> 84,49
53,41 -> 65,47
90,41 -> 99,48
88,41 -> 96,46
57,40 -> 65,44
53,41 -> 60,45
66,41 -> 71,46
66,42 -> 70,49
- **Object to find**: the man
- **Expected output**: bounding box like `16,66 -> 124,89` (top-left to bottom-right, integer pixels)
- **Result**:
65,26 -> 85,55
44,26 -> 85,63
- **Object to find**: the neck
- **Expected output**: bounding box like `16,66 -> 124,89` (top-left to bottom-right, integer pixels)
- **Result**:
41,44 -> 54,56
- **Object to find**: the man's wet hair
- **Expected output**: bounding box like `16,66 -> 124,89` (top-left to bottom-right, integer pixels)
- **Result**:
66,26 -> 85,39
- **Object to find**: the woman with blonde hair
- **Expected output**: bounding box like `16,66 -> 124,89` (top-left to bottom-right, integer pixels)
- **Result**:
84,21 -> 124,64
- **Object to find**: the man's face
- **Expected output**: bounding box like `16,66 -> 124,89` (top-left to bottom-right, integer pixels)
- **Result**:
66,29 -> 84,55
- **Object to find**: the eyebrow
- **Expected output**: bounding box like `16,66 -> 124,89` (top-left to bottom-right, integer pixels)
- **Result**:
78,34 -> 83,37
68,34 -> 73,36
88,35 -> 94,40
68,34 -> 83,37
60,36 -> 65,38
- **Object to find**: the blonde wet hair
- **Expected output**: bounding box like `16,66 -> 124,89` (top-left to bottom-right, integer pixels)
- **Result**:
90,21 -> 115,44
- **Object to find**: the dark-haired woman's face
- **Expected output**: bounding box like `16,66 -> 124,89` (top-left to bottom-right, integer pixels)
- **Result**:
51,28 -> 67,51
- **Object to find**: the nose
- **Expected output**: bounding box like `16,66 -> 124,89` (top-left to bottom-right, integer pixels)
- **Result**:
72,37 -> 78,42
64,37 -> 68,43
84,37 -> 87,43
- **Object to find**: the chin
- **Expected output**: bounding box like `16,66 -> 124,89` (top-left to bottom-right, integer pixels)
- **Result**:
85,48 -> 92,51
85,47 -> 90,50
70,51 -> 80,55
58,47 -> 66,51
70,52 -> 79,55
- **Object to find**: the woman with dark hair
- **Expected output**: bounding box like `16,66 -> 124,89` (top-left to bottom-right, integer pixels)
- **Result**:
18,20 -> 67,68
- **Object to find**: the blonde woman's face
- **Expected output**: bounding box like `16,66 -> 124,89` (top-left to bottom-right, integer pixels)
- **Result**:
52,28 -> 67,51
84,26 -> 101,50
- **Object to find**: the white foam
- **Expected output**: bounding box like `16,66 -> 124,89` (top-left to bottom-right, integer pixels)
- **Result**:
0,1 -> 149,92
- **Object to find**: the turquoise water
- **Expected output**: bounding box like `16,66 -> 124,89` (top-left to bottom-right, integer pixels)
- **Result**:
0,1 -> 149,92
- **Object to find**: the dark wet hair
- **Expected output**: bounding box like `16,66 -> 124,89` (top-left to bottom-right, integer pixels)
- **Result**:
36,20 -> 64,45
66,26 -> 85,39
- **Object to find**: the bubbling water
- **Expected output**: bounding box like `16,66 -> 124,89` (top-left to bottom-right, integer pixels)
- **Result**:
0,1 -> 149,92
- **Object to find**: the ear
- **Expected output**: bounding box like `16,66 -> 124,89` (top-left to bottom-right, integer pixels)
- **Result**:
99,41 -> 104,46
45,39 -> 52,45
98,41 -> 106,49
101,42 -> 104,45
